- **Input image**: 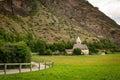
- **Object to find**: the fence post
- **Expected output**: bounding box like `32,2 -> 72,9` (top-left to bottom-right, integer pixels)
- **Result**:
4,63 -> 7,74
38,63 -> 40,70
45,62 -> 46,69
30,63 -> 32,71
19,63 -> 22,73
49,62 -> 52,68
49,62 -> 51,68
52,62 -> 54,67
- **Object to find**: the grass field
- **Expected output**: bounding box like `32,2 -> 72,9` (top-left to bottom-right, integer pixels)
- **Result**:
0,54 -> 120,80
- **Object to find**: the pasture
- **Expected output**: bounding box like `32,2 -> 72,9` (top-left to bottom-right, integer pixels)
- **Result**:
0,54 -> 120,80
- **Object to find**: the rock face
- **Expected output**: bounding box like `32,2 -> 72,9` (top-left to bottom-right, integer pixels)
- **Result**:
39,0 -> 120,46
0,0 -> 33,16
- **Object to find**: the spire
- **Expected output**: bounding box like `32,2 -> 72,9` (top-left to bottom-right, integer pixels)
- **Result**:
76,37 -> 81,44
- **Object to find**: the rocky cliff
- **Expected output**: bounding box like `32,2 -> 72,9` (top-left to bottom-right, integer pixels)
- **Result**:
0,0 -> 120,46
0,0 -> 33,16
39,0 -> 120,45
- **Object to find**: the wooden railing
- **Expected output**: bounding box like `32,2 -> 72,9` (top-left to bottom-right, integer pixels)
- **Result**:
0,62 -> 54,74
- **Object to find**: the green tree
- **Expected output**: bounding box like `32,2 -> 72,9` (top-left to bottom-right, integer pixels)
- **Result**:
47,44 -> 57,52
66,41 -> 74,49
73,48 -> 81,55
56,42 -> 66,52
27,40 -> 36,52
45,49 -> 52,55
15,41 -> 31,63
35,39 -> 46,55
0,41 -> 31,63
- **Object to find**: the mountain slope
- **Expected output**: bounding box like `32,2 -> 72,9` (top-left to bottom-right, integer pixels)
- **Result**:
0,0 -> 96,43
0,0 -> 120,46
39,0 -> 120,45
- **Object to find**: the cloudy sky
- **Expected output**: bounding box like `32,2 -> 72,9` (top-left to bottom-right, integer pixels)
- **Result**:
88,0 -> 120,25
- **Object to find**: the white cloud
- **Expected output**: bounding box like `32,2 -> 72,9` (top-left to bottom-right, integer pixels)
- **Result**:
88,0 -> 120,25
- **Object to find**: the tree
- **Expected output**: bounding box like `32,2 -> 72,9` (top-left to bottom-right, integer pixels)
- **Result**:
73,48 -> 81,55
66,41 -> 74,49
47,44 -> 57,52
0,41 -> 31,63
35,39 -> 46,55
45,49 -> 52,55
56,42 -> 66,52
15,41 -> 31,63
27,40 -> 36,52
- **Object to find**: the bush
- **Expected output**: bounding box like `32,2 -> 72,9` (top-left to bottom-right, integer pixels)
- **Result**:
59,52 -> 67,55
27,39 -> 46,55
9,15 -> 24,23
44,49 -> 52,55
47,44 -> 57,52
88,46 -> 99,54
35,39 -> 46,55
0,41 -> 31,63
73,48 -> 81,55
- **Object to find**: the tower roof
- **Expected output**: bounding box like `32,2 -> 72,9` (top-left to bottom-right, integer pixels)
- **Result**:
76,37 -> 81,44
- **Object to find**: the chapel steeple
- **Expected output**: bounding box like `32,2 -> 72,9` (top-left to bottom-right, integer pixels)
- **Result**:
76,36 -> 81,44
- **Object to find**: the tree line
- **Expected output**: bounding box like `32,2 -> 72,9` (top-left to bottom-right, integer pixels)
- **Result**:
83,39 -> 120,54
0,26 -> 120,64
27,39 -> 74,55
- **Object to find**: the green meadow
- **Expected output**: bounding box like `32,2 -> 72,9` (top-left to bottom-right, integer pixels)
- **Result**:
0,54 -> 120,80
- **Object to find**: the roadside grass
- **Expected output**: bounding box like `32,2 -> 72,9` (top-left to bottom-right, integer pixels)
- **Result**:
0,54 -> 120,80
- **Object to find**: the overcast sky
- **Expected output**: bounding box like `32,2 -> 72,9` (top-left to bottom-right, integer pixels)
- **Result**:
88,0 -> 120,25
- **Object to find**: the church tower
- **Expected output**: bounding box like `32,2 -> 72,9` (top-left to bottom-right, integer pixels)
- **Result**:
76,37 -> 81,44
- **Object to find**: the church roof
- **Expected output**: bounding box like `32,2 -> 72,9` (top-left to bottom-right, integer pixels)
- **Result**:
73,43 -> 88,50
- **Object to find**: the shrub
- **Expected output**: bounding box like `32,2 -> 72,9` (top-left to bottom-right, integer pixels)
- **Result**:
9,15 -> 24,23
47,44 -> 57,52
59,52 -> 67,55
44,49 -> 52,55
56,42 -> 66,52
0,41 -> 31,63
35,39 -> 46,55
27,39 -> 46,55
73,48 -> 81,55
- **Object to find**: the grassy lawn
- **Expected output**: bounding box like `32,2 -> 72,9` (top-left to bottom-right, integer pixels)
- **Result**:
0,54 -> 120,80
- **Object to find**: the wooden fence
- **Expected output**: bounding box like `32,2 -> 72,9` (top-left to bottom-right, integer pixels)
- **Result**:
0,62 -> 54,74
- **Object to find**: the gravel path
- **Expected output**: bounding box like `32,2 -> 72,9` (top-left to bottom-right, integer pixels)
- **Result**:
0,62 -> 49,75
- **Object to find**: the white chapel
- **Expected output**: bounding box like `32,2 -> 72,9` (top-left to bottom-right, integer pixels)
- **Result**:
66,37 -> 89,55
